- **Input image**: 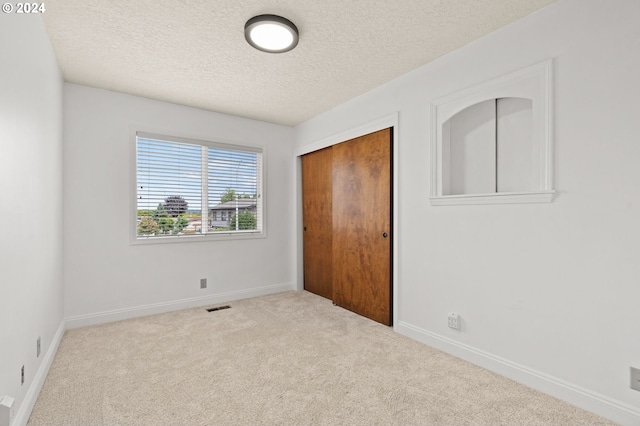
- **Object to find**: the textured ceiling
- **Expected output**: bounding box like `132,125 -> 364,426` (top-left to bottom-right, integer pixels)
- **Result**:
42,0 -> 556,126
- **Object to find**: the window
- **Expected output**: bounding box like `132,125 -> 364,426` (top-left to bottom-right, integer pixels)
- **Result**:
135,132 -> 263,241
430,60 -> 554,205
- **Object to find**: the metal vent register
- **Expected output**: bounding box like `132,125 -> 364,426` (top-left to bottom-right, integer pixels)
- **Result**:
206,305 -> 231,312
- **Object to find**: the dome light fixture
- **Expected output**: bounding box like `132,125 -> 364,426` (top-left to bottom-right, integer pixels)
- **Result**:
244,14 -> 299,53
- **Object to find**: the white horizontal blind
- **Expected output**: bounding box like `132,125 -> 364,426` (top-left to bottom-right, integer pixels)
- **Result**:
207,148 -> 261,232
136,133 -> 262,239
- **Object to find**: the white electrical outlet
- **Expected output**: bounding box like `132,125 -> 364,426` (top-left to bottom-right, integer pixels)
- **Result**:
631,366 -> 640,392
448,313 -> 460,330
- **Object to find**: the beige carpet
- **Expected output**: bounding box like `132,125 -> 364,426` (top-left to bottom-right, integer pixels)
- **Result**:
29,291 -> 614,425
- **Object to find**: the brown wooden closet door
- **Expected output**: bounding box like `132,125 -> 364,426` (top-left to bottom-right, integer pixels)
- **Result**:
332,128 -> 392,325
301,147 -> 333,300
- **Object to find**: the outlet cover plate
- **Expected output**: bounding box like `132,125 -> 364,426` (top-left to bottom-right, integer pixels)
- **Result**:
0,395 -> 15,426
631,367 -> 640,391
448,313 -> 460,330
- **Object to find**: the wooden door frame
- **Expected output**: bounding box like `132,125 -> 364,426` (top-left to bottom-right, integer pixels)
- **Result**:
293,113 -> 399,329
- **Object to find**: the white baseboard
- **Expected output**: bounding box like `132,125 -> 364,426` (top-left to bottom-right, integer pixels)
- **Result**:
12,320 -> 66,426
65,283 -> 295,329
396,321 -> 640,426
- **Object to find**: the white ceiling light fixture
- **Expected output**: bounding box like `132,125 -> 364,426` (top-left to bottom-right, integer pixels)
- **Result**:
245,14 -> 299,53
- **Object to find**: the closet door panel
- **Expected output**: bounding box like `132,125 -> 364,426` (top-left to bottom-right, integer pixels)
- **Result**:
332,128 -> 392,326
301,147 -> 333,299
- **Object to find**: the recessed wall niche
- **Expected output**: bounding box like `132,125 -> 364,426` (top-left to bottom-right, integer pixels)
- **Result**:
430,60 -> 555,205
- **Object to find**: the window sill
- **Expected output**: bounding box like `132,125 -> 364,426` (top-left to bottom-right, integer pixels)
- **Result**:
429,190 -> 555,206
131,231 -> 266,245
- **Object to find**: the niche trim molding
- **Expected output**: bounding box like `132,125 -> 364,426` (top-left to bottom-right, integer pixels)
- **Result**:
429,59 -> 555,206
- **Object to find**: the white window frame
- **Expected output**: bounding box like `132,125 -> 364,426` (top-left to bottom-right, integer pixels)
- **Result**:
131,130 -> 266,245
429,59 -> 555,206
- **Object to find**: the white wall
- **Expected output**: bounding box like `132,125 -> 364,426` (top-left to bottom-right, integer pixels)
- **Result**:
63,85 -> 295,326
294,0 -> 640,423
0,14 -> 64,424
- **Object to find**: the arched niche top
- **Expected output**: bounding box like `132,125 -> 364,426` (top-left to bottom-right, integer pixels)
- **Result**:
442,96 -> 533,140
443,96 -> 533,129
430,60 -> 555,205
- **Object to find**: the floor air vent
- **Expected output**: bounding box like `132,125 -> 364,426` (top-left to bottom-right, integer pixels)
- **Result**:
207,305 -> 231,312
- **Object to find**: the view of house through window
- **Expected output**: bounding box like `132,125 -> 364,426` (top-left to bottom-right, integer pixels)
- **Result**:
136,133 -> 263,239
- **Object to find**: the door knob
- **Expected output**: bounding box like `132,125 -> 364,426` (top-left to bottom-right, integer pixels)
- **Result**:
382,232 -> 388,238
304,226 -> 307,231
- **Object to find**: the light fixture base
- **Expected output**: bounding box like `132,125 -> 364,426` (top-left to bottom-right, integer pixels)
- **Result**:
245,14 -> 299,53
